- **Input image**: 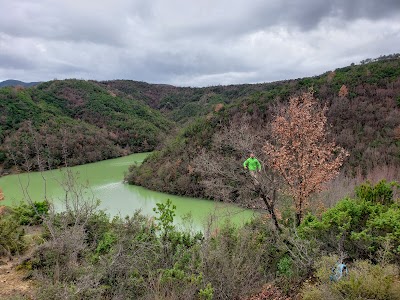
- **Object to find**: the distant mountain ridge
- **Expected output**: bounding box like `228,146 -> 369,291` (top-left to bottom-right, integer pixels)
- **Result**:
0,79 -> 41,88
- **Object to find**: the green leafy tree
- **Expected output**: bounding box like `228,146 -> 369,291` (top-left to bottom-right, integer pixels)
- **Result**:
153,199 -> 176,238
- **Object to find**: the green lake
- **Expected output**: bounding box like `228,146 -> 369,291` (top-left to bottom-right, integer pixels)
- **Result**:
0,153 -> 257,230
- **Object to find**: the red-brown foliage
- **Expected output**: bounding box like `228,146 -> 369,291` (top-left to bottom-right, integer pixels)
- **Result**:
338,84 -> 348,98
263,92 -> 349,225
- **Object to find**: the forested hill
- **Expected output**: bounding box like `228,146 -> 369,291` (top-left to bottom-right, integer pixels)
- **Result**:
126,56 -> 400,201
97,80 -> 270,124
0,79 -> 173,172
1,56 -> 400,176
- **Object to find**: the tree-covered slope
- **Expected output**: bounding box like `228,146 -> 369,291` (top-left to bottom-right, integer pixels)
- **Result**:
34,80 -> 173,150
98,80 -> 275,124
0,80 -> 173,171
126,57 -> 400,200
102,55 -> 400,126
2,56 -> 400,177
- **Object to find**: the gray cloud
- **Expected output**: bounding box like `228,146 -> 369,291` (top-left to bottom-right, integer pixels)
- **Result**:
0,1 -> 130,45
0,0 -> 399,86
260,0 -> 400,30
0,53 -> 35,70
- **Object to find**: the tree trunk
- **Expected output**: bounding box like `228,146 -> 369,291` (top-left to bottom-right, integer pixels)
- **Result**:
259,188 -> 282,233
295,212 -> 302,227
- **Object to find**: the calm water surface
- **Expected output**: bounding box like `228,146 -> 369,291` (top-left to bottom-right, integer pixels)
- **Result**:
0,153 -> 256,230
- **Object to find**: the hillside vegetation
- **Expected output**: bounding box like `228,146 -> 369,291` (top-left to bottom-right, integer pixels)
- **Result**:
97,80 -> 266,124
0,80 -> 173,171
1,55 -> 400,300
1,180 -> 399,299
2,56 -> 400,180
126,57 -> 400,201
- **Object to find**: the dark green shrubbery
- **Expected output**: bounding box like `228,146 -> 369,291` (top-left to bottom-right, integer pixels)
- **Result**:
298,180 -> 400,299
0,80 -> 173,171
0,200 -> 50,257
13,200 -> 49,225
299,180 -> 400,262
0,208 -> 26,256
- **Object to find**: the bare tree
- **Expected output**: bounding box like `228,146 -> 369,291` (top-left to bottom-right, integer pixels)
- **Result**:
263,92 -> 349,226
193,114 -> 283,232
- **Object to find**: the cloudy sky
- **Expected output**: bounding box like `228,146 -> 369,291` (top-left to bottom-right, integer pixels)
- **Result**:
0,0 -> 399,87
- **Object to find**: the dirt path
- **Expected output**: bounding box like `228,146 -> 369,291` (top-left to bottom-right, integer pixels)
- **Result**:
0,258 -> 34,299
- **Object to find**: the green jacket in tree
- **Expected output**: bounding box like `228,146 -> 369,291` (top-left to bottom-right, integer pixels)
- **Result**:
243,157 -> 261,171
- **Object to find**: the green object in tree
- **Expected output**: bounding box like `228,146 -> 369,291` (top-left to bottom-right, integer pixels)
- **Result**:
243,157 -> 261,171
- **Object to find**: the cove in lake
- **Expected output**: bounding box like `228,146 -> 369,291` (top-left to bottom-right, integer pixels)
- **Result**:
0,153 -> 257,230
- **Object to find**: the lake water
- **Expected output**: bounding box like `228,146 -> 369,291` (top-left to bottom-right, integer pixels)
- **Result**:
0,153 -> 257,230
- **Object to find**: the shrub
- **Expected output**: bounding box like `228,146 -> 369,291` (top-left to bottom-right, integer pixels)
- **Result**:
36,280 -> 102,300
0,210 -> 26,256
355,180 -> 397,205
300,180 -> 400,261
91,231 -> 117,262
31,225 -> 89,282
153,198 -> 176,238
200,222 -> 269,299
198,283 -> 214,300
13,201 -> 49,226
302,256 -> 400,300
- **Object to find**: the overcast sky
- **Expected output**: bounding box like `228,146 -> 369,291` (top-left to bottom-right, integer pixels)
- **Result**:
0,0 -> 399,87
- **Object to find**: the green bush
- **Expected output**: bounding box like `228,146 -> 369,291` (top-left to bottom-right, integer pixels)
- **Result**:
13,201 -> 49,225
93,231 -> 117,258
0,210 -> 26,256
300,180 -> 400,261
302,256 -> 400,300
277,256 -> 293,277
355,180 -> 397,205
198,283 -> 214,300
153,198 -> 176,238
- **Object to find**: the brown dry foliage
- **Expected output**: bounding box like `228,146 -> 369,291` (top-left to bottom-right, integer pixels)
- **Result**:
263,92 -> 349,225
214,103 -> 224,112
338,84 -> 348,98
